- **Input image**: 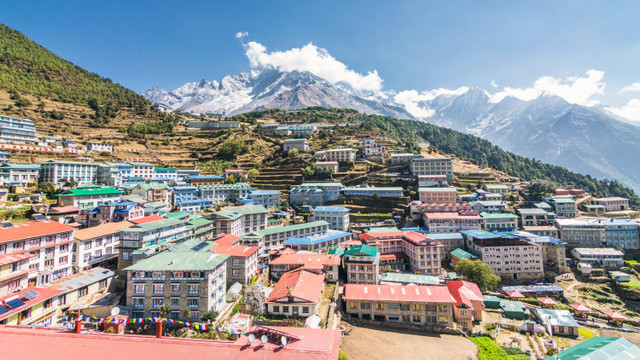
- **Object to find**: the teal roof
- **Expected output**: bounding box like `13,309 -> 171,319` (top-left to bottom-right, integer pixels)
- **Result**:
500,300 -> 527,312
120,218 -> 187,232
187,217 -> 215,228
546,337 -> 640,360
534,308 -> 578,328
215,205 -> 268,220
479,212 -> 517,219
380,272 -> 439,285
164,211 -> 192,219
57,188 -> 122,197
124,249 -> 228,271
364,226 -> 399,233
242,221 -> 328,238
0,163 -> 40,169
344,244 -> 378,257
328,248 -> 344,256
450,248 -> 476,260
517,208 -> 548,215
550,197 -> 576,204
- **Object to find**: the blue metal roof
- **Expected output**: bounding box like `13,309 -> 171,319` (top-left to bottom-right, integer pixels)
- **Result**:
428,233 -> 463,240
313,206 -> 350,213
283,230 -> 352,245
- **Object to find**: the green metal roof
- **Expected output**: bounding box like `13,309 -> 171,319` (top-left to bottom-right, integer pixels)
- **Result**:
364,226 -> 399,233
344,244 -> 378,257
120,218 -> 187,232
242,221 -> 328,238
124,250 -> 228,271
380,272 -> 439,285
187,217 -> 215,228
215,205 -> 268,220
479,212 -> 517,219
550,197 -> 576,204
534,308 -> 578,328
327,248 -> 344,255
56,188 -> 122,197
164,211 -> 192,219
450,248 -> 476,260
0,163 -> 40,169
546,337 -> 640,360
500,300 -> 527,312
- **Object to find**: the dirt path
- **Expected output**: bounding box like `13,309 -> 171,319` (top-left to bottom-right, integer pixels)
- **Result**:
341,323 -> 477,360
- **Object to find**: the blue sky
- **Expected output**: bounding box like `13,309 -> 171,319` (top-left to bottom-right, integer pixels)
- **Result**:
3,0 -> 640,117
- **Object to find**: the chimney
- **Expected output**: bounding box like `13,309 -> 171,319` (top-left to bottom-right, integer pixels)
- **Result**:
155,319 -> 163,338
74,318 -> 82,334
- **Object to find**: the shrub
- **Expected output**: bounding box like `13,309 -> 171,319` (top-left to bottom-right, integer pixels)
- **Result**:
470,337 -> 509,360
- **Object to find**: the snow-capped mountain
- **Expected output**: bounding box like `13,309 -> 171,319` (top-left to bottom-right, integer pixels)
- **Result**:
143,68 -> 412,119
420,89 -> 640,193
144,73 -> 640,193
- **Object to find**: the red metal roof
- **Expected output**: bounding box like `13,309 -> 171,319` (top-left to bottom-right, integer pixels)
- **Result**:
212,233 -> 241,246
0,220 -> 75,243
0,325 -> 341,360
73,221 -> 133,241
446,280 -> 484,308
48,206 -> 81,214
343,284 -> 455,303
0,287 -> 63,321
570,303 -> 591,312
211,245 -> 259,257
270,253 -> 342,269
537,297 -> 557,306
604,311 -> 626,320
130,215 -> 166,224
266,268 -> 325,305
0,253 -> 34,266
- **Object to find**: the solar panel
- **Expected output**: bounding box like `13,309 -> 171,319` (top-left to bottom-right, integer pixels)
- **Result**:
0,306 -> 8,316
22,290 -> 39,300
5,298 -> 25,309
190,242 -> 209,251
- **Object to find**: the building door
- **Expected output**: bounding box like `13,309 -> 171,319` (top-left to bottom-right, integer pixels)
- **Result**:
292,307 -> 298,316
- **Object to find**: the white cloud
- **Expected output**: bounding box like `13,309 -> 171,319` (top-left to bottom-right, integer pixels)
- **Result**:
619,82 -> 640,94
235,31 -> 248,39
243,41 -> 383,92
488,69 -> 606,106
394,87 -> 469,119
490,80 -> 498,88
607,98 -> 640,123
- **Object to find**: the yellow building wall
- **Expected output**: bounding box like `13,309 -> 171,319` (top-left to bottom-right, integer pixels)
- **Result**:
0,264 -> 10,277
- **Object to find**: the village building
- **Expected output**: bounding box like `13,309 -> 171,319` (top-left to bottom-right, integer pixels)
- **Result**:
418,187 -> 458,203
247,190 -> 280,210
410,157 -> 453,180
314,161 -> 339,173
547,197 -> 576,218
86,142 -> 113,152
590,197 -> 630,212
126,161 -> 155,179
0,115 -> 37,144
446,280 -> 485,330
282,138 -> 309,152
0,253 -> 33,296
556,218 -> 640,249
417,175 -> 448,187
428,233 -> 465,258
56,187 -> 123,209
211,205 -> 268,237
241,221 -> 329,251
360,231 -> 443,275
390,153 -> 420,164
480,212 -> 518,231
311,206 -> 350,232
124,243 -> 228,320
265,268 -> 324,318
316,148 -> 356,162
521,225 -> 559,238
549,336 -> 640,360
423,212 -> 482,233
187,175 -> 224,186
470,201 -> 506,213
462,230 -> 544,282
131,183 -> 173,205
152,168 -> 178,182
223,169 -> 247,179
570,248 -> 624,268
198,183 -> 253,203
283,230 -> 352,253
344,244 -> 380,284
269,252 -> 341,282
532,308 -> 578,337
343,283 -> 455,327
39,160 -> 99,186
343,186 -> 403,198
0,287 -> 62,326
0,164 -> 40,186
484,183 -> 511,195
73,222 -> 132,272
209,243 -> 259,287
379,272 -> 440,286
449,248 -> 477,267
516,208 -> 551,227
0,220 -> 75,287
86,201 -> 145,227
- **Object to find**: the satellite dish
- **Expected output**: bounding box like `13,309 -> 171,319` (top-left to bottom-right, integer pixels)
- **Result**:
281,336 -> 287,347
261,335 -> 268,345
110,307 -> 120,316
248,333 -> 256,343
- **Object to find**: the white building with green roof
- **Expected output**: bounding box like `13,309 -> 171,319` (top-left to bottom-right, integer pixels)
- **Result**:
117,218 -> 192,271
0,163 -> 40,185
211,205 -> 268,237
344,244 -> 380,284
39,160 -> 99,186
241,220 -> 329,250
56,187 -> 123,209
198,182 -> 253,204
480,212 -> 518,231
124,240 -> 228,320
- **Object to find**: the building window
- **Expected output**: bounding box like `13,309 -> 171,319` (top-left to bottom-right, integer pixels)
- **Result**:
412,315 -> 421,323
170,311 -> 180,320
187,298 -> 199,308
171,298 -> 180,306
188,284 -> 199,294
282,306 -> 289,313
171,284 -> 180,292
57,294 -> 66,305
153,283 -> 164,294
99,279 -> 108,289
133,298 -> 144,308
302,307 -> 310,314
272,306 -> 280,313
133,284 -> 145,294
78,286 -> 88,297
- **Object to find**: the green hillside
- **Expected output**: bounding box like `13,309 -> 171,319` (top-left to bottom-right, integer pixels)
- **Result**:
0,23 -> 148,108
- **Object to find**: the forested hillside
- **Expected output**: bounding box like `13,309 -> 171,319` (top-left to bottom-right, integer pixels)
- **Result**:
362,115 -> 640,205
0,23 -> 148,108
